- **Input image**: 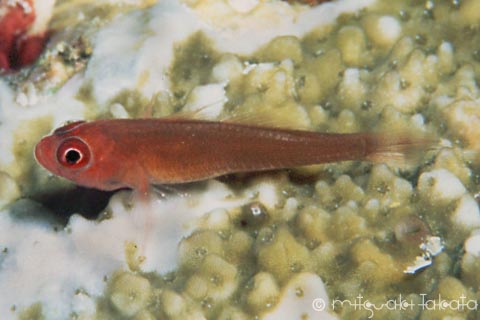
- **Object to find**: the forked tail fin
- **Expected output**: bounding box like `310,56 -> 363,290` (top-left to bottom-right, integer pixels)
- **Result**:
364,132 -> 437,166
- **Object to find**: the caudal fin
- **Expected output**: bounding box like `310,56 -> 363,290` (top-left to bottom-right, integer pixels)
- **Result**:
364,132 -> 437,166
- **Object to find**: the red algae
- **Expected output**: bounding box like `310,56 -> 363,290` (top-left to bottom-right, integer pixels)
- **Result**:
0,0 -> 48,71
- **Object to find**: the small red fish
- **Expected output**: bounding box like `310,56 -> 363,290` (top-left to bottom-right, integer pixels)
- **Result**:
35,118 -> 428,192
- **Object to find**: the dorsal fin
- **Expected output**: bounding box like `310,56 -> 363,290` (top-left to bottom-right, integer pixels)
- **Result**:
164,98 -> 227,121
161,107 -> 311,131
223,108 -> 311,130
150,86 -> 311,130
162,102 -> 311,130
53,121 -> 86,135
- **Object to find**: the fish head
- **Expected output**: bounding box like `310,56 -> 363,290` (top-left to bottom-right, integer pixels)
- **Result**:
35,120 -> 123,191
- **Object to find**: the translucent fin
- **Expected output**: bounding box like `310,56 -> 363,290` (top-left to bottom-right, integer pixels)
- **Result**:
223,107 -> 311,130
141,94 -> 157,118
364,131 -> 438,167
161,107 -> 309,130
162,98 -> 227,121
130,185 -> 154,266
151,184 -> 190,198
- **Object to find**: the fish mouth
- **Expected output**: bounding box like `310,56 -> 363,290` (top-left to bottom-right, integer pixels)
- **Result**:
34,138 -> 45,164
34,137 -> 54,171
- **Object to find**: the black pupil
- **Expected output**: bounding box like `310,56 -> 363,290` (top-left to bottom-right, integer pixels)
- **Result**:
65,149 -> 81,164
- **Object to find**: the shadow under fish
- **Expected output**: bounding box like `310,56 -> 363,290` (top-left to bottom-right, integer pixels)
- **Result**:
26,186 -> 116,225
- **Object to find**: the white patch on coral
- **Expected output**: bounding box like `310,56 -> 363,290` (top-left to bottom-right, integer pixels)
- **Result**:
201,208 -> 230,230
86,0 -> 375,106
432,94 -> 455,110
243,62 -> 275,75
227,0 -> 259,13
183,83 -> 227,119
376,71 -> 424,113
213,0 -> 375,55
410,113 -> 425,128
0,81 -> 15,165
86,0 -> 202,106
418,169 -> 466,204
452,194 -> 480,230
342,68 -> 360,85
211,55 -> 244,82
0,172 -> 20,209
376,16 -> 401,45
245,179 -> 280,210
438,41 -> 453,55
0,180 -> 254,319
437,41 -> 454,74
262,272 -> 337,320
109,103 -> 130,119
465,230 -> 480,257
71,292 -> 96,318
0,75 -> 86,170
0,214 -> 80,320
339,68 -> 366,104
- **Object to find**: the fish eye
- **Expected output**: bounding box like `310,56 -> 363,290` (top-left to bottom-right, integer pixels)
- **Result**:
56,138 -> 91,168
64,148 -> 82,164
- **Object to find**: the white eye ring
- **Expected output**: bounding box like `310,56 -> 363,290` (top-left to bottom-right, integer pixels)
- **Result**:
63,147 -> 83,164
56,137 -> 91,168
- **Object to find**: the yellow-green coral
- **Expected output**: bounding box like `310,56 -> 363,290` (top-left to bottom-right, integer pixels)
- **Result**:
6,0 -> 480,319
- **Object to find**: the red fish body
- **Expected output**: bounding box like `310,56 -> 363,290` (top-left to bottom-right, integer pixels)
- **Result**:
35,118 -> 425,192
